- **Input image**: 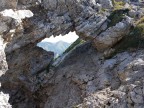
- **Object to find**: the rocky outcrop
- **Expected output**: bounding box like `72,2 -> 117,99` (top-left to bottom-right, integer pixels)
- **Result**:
94,16 -> 132,51
0,0 -> 17,11
0,0 -> 144,108
0,0 -> 129,53
0,0 -> 136,53
0,92 -> 11,108
99,0 -> 113,9
76,49 -> 144,108
2,44 -> 54,89
0,33 -> 11,108
0,44 -> 54,107
36,43 -> 144,108
0,37 -> 7,77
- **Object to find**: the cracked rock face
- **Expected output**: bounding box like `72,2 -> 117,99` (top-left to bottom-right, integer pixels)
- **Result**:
0,37 -> 8,76
0,0 -> 126,53
0,35 -> 11,108
36,43 -> 144,108
94,16 -> 133,51
43,44 -> 144,108
0,0 -> 17,11
0,92 -> 11,108
0,0 -> 133,53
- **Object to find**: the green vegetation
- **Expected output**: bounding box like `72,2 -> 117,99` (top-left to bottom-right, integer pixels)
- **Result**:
112,0 -> 125,10
63,38 -> 85,54
114,24 -> 144,51
105,17 -> 144,59
107,8 -> 129,27
136,16 -> 144,24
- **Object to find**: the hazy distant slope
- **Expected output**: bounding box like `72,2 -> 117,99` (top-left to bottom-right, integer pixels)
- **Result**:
37,41 -> 71,57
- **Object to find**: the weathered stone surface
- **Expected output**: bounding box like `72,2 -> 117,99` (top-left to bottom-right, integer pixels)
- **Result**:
0,36 -> 11,108
1,44 -> 54,90
0,0 -> 112,54
0,0 -> 17,11
1,9 -> 33,20
0,37 -> 8,76
31,44 -> 144,108
18,0 -> 37,5
1,0 -> 144,108
99,0 -> 113,9
0,44 -> 54,107
0,0 -> 133,54
93,16 -> 132,51
0,92 -> 11,108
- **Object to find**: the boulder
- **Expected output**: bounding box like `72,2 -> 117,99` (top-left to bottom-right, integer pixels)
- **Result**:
94,16 -> 132,51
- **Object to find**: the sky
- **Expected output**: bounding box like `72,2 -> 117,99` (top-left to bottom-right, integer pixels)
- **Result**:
41,32 -> 79,43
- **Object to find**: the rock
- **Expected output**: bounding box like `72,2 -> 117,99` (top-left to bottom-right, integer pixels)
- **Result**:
134,104 -> 144,108
1,44 -> 54,91
130,91 -> 144,104
128,10 -> 137,18
134,87 -> 143,95
1,0 -> 144,108
0,0 -> 131,54
0,92 -> 11,108
99,0 -> 113,9
0,22 -> 8,34
93,16 -> 132,51
0,37 -> 8,77
0,0 -> 17,11
18,0 -> 37,5
129,10 -> 136,18
0,34 -> 10,108
103,48 -> 115,58
0,9 -> 34,20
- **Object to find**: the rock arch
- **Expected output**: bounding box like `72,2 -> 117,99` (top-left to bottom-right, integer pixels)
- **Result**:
0,0 -> 137,107
1,0 -> 132,53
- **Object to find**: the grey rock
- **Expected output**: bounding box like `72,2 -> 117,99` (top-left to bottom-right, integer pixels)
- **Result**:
1,44 -> 54,91
0,0 -> 17,11
0,37 -> 8,77
0,92 -> 11,108
1,0 -> 144,108
130,91 -> 144,104
94,16 -> 133,51
99,0 -> 113,9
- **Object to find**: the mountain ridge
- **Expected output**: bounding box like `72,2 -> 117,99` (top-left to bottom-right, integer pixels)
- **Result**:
37,41 -> 71,57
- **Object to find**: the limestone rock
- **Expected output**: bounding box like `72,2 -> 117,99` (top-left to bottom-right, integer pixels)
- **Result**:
1,44 -> 54,90
1,0 -> 144,108
18,0 -> 37,5
94,16 -> 133,51
0,0 -> 17,11
99,0 -> 113,9
41,45 -> 144,108
0,9 -> 34,20
0,37 -> 8,78
0,37 -> 10,108
0,92 -> 11,108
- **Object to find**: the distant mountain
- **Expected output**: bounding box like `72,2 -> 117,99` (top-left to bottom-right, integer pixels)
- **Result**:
37,41 -> 71,57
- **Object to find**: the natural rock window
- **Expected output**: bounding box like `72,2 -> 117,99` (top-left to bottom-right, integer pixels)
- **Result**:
37,32 -> 79,58
1,0 -> 144,108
